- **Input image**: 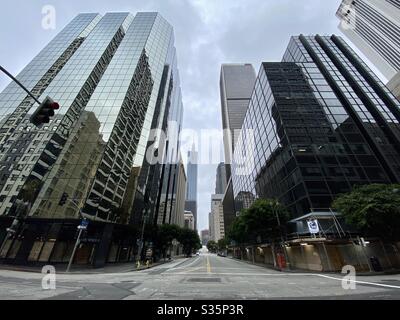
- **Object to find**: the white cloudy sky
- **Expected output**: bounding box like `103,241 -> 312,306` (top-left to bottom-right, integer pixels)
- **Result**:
0,0 -> 385,232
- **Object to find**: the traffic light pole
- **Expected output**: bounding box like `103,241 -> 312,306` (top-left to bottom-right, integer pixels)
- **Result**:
0,65 -> 41,105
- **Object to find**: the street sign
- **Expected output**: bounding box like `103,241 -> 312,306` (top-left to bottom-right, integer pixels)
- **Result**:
77,219 -> 89,230
307,219 -> 320,234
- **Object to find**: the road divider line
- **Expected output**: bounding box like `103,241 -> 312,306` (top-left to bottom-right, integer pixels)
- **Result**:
206,257 -> 211,274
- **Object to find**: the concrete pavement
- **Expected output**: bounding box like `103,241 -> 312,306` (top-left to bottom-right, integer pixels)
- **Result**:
0,253 -> 400,299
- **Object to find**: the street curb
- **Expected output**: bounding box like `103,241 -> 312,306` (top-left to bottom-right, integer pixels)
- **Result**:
227,257 -> 400,276
0,257 -> 187,275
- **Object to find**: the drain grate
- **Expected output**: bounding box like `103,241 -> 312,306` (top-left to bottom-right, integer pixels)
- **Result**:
187,278 -> 221,283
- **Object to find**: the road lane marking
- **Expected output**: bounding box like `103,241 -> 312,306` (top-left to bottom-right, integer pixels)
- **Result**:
159,271 -> 400,289
316,274 -> 400,290
206,257 -> 211,274
180,266 -> 204,274
166,257 -> 201,271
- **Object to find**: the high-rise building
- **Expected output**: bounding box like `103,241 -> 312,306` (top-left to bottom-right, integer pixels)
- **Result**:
336,0 -> 400,81
209,194 -> 225,242
184,211 -> 195,230
219,64 -> 256,235
215,162 -> 227,194
185,147 -> 198,229
169,153 -> 186,228
0,12 -> 184,267
200,229 -> 209,245
232,35 -> 400,224
220,64 -> 256,179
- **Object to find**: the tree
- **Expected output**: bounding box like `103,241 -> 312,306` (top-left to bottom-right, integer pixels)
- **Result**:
153,224 -> 181,260
217,238 -> 229,251
227,199 -> 289,245
332,184 -> 400,241
207,240 -> 218,253
226,212 -> 248,244
179,228 -> 201,257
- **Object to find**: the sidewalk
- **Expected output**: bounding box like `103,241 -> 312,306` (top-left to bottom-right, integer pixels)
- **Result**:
228,256 -> 400,276
0,257 -> 185,274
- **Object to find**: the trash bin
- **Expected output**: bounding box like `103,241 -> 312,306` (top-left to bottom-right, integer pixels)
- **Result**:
369,256 -> 383,272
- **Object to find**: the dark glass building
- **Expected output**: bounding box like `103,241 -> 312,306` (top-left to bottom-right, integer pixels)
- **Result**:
0,12 -> 184,267
232,35 -> 400,221
184,148 -> 198,230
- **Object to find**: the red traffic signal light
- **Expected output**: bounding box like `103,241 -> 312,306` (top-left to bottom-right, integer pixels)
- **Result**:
30,96 -> 60,126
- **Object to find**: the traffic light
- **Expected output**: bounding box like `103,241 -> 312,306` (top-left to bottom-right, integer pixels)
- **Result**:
58,192 -> 68,206
30,96 -> 60,126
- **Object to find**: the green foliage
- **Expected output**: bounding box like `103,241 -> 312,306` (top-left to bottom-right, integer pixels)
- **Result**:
217,238 -> 229,250
154,224 -> 181,256
227,199 -> 289,245
332,184 -> 400,241
179,228 -> 201,256
207,240 -> 218,253
144,224 -> 201,259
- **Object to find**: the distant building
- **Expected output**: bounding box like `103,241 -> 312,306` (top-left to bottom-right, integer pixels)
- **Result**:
170,153 -> 187,228
220,64 -> 256,179
209,194 -> 225,242
201,229 -> 210,245
219,64 -> 256,235
185,146 -> 198,229
215,162 -> 227,195
184,211 -> 195,230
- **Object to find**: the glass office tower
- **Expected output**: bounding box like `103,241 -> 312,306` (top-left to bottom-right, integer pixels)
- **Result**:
232,35 -> 400,220
0,12 -> 184,267
184,148 -> 198,230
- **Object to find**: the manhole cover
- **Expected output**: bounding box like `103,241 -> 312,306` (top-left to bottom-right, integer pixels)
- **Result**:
187,278 -> 221,283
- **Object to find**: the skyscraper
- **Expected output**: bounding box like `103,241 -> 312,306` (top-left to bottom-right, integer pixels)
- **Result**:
200,229 -> 209,245
209,194 -> 224,242
215,162 -> 227,195
171,153 -> 187,228
220,64 -> 256,179
185,147 -> 198,230
0,12 -> 184,267
232,35 -> 400,223
219,64 -> 256,236
336,0 -> 400,81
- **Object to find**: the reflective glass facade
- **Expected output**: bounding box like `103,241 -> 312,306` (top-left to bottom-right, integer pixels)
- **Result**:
0,12 -> 184,266
232,35 -> 400,219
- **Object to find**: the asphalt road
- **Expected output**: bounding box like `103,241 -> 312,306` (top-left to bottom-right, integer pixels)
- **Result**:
0,253 -> 400,300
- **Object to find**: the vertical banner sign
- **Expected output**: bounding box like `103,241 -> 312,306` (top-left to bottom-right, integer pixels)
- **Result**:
307,219 -> 320,234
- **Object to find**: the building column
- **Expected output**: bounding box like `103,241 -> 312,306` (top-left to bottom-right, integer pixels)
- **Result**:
93,223 -> 114,268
